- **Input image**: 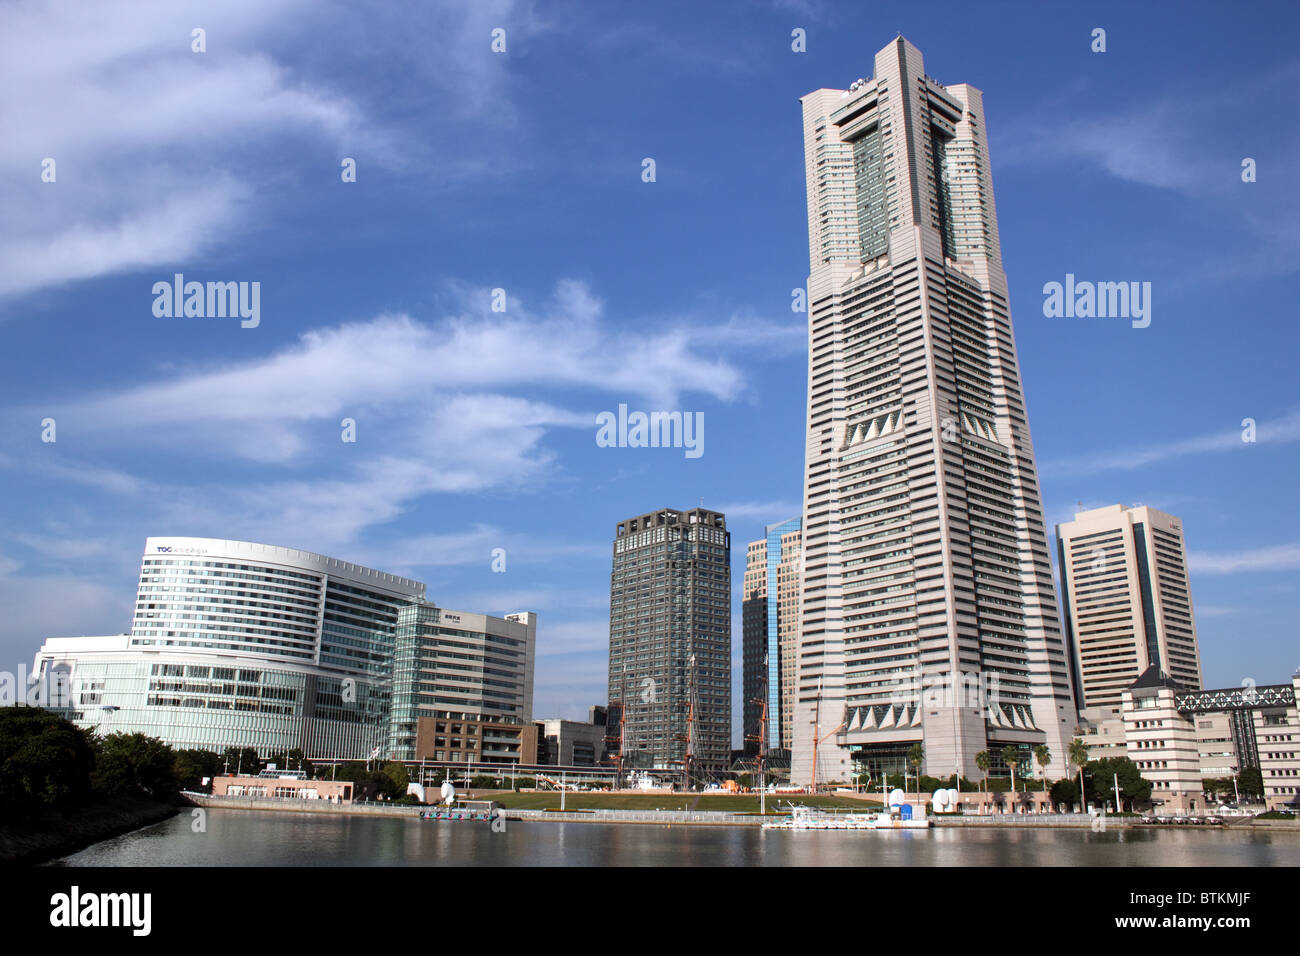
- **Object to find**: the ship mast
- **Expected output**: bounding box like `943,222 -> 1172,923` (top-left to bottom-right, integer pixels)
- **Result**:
810,676 -> 822,793
684,654 -> 698,792
746,652 -> 770,810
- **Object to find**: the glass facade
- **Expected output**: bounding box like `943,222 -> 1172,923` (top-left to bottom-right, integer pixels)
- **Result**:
34,537 -> 513,761
608,509 -> 731,775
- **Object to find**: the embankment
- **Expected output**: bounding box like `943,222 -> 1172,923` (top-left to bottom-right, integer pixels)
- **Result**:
1,797 -> 178,865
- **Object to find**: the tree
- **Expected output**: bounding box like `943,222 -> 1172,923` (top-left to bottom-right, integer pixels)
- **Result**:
1087,757 -> 1152,811
90,733 -> 178,800
1050,777 -> 1079,808
975,751 -> 990,793
1033,744 -> 1051,792
1239,766 -> 1264,801
380,762 -> 409,799
908,743 -> 924,795
173,748 -> 222,791
0,707 -> 95,810
1068,737 -> 1090,812
1001,745 -> 1019,793
220,746 -> 260,776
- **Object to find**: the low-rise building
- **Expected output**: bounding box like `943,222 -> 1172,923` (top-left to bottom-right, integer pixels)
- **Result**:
1078,669 -> 1300,812
536,713 -> 607,766
412,714 -> 538,766
213,770 -> 353,802
1122,668 -> 1204,812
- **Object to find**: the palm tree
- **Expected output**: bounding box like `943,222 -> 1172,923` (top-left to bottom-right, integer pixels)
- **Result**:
975,750 -> 990,794
1001,745 -> 1019,794
1068,737 -> 1090,813
1034,744 -> 1051,794
908,743 -> 924,798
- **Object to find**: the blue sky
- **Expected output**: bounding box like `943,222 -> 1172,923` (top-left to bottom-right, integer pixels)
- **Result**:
2,0 -> 1298,744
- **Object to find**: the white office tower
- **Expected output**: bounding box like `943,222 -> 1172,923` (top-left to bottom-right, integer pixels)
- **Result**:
1057,504 -> 1203,713
792,37 -> 1076,786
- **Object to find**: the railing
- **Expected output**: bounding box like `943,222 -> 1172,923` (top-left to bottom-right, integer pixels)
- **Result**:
505,808 -> 756,826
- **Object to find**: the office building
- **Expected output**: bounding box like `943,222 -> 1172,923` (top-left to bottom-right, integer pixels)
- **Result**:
792,38 -> 1076,785
1079,669 -> 1300,812
607,508 -> 731,777
536,714 -> 606,766
1056,504 -> 1202,713
386,606 -> 536,760
741,517 -> 801,755
412,714 -> 538,766
33,536 -> 535,761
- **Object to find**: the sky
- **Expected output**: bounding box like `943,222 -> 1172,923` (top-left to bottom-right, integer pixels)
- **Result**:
2,0 -> 1298,746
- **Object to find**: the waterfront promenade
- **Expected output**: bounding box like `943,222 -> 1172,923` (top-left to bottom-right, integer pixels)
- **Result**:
182,793 -> 1297,830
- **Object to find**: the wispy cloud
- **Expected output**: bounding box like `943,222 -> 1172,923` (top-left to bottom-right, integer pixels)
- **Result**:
8,278 -> 766,556
0,0 -> 543,302
1190,543 -> 1300,575
716,499 -> 802,521
1040,410 -> 1300,478
1000,60 -> 1300,283
532,650 -> 608,722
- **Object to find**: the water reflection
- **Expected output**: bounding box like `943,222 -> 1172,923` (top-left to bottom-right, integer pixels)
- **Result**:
49,810 -> 1300,867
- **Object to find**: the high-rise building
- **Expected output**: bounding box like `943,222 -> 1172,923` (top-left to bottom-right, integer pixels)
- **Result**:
33,536 -> 535,761
1056,504 -> 1202,713
792,38 -> 1076,785
386,607 -> 536,760
607,508 -> 731,777
742,518 -> 801,756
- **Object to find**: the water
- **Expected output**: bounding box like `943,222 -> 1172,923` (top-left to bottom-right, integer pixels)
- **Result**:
49,809 -> 1300,866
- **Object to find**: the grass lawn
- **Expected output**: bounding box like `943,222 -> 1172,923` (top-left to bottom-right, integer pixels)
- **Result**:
481,792 -> 883,813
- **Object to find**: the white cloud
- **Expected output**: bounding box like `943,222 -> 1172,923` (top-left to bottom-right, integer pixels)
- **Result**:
0,574 -> 133,667
0,0 -> 539,301
11,278 -> 763,555
1189,543 -> 1300,575
47,280 -> 746,462
1040,410 -> 1300,478
998,62 -> 1300,283
532,650 -> 608,721
534,619 -> 609,656
716,499 -> 801,520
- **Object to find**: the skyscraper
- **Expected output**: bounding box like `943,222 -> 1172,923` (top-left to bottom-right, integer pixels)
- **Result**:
607,507 -> 732,778
1056,504 -> 1203,713
792,38 -> 1076,785
742,517 -> 802,756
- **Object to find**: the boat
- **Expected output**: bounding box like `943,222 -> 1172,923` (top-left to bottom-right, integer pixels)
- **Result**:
419,798 -> 498,822
420,807 -> 493,822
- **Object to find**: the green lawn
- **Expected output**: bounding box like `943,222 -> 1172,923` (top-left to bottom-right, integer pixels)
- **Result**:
480,792 -> 882,813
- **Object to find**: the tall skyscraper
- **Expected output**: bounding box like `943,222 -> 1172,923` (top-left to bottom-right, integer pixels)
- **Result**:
792,38 -> 1076,785
742,517 -> 802,755
1056,504 -> 1203,713
607,507 -> 732,777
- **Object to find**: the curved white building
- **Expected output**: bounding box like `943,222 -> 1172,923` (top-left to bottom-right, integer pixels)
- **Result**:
34,537 -> 438,759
